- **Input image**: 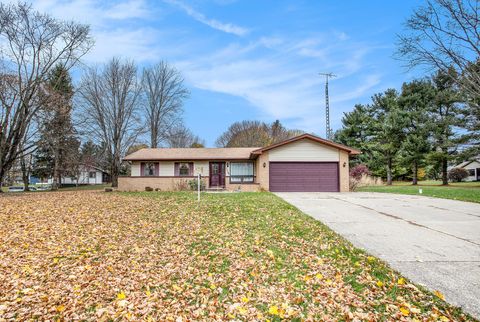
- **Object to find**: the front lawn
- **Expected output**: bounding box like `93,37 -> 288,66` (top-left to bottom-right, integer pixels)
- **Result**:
0,191 -> 474,320
358,182 -> 480,204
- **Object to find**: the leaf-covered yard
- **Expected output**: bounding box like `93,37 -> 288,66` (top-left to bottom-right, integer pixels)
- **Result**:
0,191 -> 475,321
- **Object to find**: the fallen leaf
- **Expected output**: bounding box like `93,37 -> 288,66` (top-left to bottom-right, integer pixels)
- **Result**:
269,306 -> 279,315
434,290 -> 445,301
117,292 -> 126,300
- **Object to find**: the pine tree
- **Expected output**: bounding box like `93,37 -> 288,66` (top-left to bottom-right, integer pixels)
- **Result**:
369,89 -> 406,185
398,80 -> 435,185
428,68 -> 466,185
34,64 -> 77,189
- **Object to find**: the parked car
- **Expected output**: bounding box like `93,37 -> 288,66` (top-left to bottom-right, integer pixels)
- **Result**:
8,186 -> 24,192
36,185 -> 51,191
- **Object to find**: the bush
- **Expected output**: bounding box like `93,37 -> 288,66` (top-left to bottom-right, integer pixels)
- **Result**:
145,186 -> 153,191
188,179 -> 205,191
349,164 -> 371,180
447,168 -> 469,182
173,180 -> 189,191
349,164 -> 381,191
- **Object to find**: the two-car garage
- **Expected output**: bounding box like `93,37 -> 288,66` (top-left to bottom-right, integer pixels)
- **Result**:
269,162 -> 339,192
251,134 -> 359,192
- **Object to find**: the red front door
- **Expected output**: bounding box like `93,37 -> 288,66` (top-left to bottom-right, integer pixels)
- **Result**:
209,162 -> 225,187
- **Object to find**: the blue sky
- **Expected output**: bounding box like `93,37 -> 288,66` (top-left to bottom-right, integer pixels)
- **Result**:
30,0 -> 423,146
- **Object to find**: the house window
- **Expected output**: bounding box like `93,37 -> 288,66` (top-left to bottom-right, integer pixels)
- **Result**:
230,162 -> 254,183
89,171 -> 96,179
142,162 -> 156,176
468,169 -> 475,176
175,162 -> 193,176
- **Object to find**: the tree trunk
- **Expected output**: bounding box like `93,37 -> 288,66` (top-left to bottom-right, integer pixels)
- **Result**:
386,157 -> 393,185
111,159 -> 119,188
412,160 -> 418,185
20,156 -> 30,192
442,157 -> 448,185
52,149 -> 59,190
0,167 -> 5,193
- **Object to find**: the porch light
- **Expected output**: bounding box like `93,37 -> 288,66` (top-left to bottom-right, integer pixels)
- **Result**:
343,162 -> 346,167
263,162 -> 266,168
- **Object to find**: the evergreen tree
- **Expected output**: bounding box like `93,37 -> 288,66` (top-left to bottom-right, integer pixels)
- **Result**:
335,91 -> 406,184
34,64 -> 77,189
334,104 -> 375,166
369,89 -> 406,185
398,80 -> 435,185
428,68 -> 466,185
31,146 -> 54,182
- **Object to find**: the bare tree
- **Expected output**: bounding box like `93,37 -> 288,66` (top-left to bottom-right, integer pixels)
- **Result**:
215,120 -> 303,147
0,3 -> 92,189
396,0 -> 480,102
166,124 -> 205,148
77,58 -> 143,187
142,61 -> 189,148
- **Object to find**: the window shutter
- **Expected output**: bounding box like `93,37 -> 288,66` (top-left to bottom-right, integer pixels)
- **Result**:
189,162 -> 194,176
174,163 -> 179,176
140,162 -> 145,176
154,163 -> 159,176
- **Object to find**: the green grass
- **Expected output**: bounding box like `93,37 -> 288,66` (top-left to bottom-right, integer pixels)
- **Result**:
391,180 -> 480,187
123,191 -> 473,320
358,181 -> 480,203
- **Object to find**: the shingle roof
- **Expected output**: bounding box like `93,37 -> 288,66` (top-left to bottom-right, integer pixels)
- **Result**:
123,134 -> 361,161
123,147 -> 260,161
455,158 -> 480,168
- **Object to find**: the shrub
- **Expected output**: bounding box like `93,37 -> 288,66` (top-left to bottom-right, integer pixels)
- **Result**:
188,179 -> 205,191
173,180 -> 189,191
349,164 -> 371,180
145,186 -> 153,191
447,168 -> 469,182
417,168 -> 426,181
349,164 -> 381,191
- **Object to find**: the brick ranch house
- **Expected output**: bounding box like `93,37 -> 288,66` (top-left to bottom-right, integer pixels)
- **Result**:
119,133 -> 360,192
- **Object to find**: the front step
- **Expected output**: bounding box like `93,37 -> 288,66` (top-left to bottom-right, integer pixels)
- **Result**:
205,186 -> 227,193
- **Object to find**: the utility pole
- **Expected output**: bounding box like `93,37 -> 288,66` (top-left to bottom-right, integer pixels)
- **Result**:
319,72 -> 336,140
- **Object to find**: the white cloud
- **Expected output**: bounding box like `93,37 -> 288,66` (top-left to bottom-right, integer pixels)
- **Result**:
18,0 -> 385,136
176,34 -> 382,136
164,0 -> 249,36
87,27 -> 162,62
33,0 -> 150,23
26,0 -> 160,63
105,0 -> 151,20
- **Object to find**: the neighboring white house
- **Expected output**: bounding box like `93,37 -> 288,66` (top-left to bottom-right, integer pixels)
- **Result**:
47,165 -> 109,185
453,159 -> 480,181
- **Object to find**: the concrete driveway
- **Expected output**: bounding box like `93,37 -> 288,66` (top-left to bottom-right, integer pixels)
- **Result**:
275,192 -> 480,318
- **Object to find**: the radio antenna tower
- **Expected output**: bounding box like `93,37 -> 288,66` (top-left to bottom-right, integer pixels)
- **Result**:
319,72 -> 336,140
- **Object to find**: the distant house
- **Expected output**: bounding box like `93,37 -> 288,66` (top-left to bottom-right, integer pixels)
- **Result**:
119,133 -> 360,192
453,159 -> 480,181
47,164 -> 110,185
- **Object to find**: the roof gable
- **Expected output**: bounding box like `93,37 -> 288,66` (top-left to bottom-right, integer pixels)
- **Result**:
252,133 -> 361,155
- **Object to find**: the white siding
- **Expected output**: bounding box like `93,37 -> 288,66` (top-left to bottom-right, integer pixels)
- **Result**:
464,161 -> 480,170
194,161 -> 209,176
53,170 -> 103,185
159,161 -> 174,176
92,171 -> 103,184
268,139 -> 340,162
131,162 -> 141,176
463,161 -> 480,181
